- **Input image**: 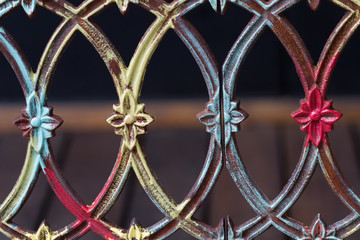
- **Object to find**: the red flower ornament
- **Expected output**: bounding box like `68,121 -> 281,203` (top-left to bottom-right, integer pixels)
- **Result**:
292,87 -> 342,147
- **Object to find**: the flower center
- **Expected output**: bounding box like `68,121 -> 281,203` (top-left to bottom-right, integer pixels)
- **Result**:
310,110 -> 321,121
30,117 -> 42,128
124,114 -> 135,125
314,237 -> 322,240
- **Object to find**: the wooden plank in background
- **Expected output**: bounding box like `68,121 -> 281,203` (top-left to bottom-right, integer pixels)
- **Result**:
204,125 -> 285,239
45,131 -> 122,229
0,115 -> 359,239
0,133 -> 68,231
0,98 -> 359,133
284,126 -> 356,235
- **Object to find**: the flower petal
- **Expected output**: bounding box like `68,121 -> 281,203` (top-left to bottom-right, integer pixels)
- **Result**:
198,111 -> 217,127
116,0 -> 130,14
26,92 -> 41,118
322,99 -> 332,110
31,128 -> 44,152
214,219 -> 225,240
23,128 -> 32,138
208,0 -> 217,11
228,101 -> 237,112
21,108 -> 29,118
120,90 -> 136,115
41,116 -> 63,130
42,129 -> 53,139
36,222 -> 52,240
230,124 -> 238,133
14,116 -> 30,130
307,0 -> 320,11
136,103 -> 145,114
311,215 -> 326,238
214,125 -> 221,146
292,110 -> 310,124
224,123 -> 231,146
310,122 -> 322,147
301,228 -> 311,240
135,126 -> 145,135
123,125 -> 136,150
41,106 -> 51,117
230,110 -> 246,124
134,113 -> 154,127
227,217 -> 235,239
300,101 -> 310,112
115,127 -> 124,136
21,0 -> 36,17
106,114 -> 125,128
301,122 -> 310,132
321,109 -> 342,124
207,102 -> 217,113
322,123 -> 332,133
308,87 -> 322,112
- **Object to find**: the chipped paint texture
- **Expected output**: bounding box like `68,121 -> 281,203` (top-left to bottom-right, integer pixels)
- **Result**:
0,0 -> 359,239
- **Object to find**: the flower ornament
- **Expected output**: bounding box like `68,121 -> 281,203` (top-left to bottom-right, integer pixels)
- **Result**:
198,92 -> 247,146
14,92 -> 63,153
222,92 -> 247,145
111,219 -> 150,240
126,219 -> 150,240
106,90 -> 154,150
29,221 -> 55,240
307,0 -> 321,11
213,217 -> 243,240
21,0 -> 37,18
0,0 -> 36,19
300,214 -> 341,240
292,87 -> 342,147
116,0 -> 139,14
208,0 -> 228,13
198,93 -> 222,145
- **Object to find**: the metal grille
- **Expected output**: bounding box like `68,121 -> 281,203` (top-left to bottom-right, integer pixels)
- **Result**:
0,0 -> 358,239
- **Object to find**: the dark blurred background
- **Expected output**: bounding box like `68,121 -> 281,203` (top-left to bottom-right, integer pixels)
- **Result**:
0,0 -> 358,101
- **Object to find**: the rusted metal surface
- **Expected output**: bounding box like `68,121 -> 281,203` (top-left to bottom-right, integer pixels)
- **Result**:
0,0 -> 358,239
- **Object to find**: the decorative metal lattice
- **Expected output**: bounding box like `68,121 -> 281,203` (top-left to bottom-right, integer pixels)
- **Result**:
0,0 -> 358,239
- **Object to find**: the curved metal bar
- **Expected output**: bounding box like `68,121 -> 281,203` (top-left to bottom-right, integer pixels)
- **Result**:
319,144 -> 360,218
0,145 -> 38,220
0,26 -> 34,96
0,26 -> 39,239
174,17 -> 219,97
316,10 -> 360,91
42,141 -> 123,239
222,15 -> 266,97
226,139 -> 271,215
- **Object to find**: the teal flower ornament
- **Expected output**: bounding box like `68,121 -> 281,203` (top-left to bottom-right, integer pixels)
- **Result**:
222,92 -> 247,145
213,217 -> 243,240
208,0 -> 228,14
14,92 -> 63,153
21,0 -> 37,17
198,93 -> 222,145
0,0 -> 37,19
198,92 -> 247,146
300,215 -> 341,240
